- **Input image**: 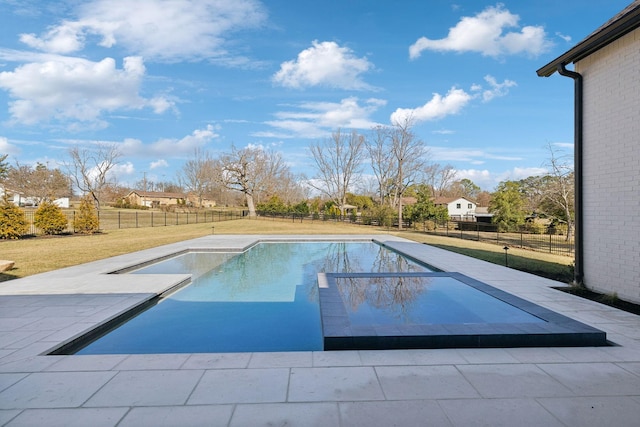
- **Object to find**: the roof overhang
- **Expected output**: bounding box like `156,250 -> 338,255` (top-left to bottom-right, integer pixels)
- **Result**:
537,2 -> 640,77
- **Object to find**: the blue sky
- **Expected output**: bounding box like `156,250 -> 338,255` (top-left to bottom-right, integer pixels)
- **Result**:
0,0 -> 631,191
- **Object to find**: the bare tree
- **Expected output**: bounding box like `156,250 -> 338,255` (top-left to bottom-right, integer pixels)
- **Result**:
389,118 -> 427,229
366,126 -> 395,205
308,129 -> 365,215
6,162 -> 71,204
178,148 -> 214,207
424,163 -> 457,198
541,143 -> 575,241
65,143 -> 121,209
216,145 -> 289,217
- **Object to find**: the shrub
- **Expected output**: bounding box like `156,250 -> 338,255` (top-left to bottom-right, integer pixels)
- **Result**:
34,201 -> 69,235
73,196 -> 99,234
525,221 -> 546,235
0,195 -> 29,239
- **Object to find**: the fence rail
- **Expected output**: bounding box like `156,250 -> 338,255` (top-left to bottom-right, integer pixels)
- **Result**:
22,209 -> 244,235
255,212 -> 575,256
20,208 -> 574,256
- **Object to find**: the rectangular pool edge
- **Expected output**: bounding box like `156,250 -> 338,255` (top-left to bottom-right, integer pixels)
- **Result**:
319,272 -> 608,350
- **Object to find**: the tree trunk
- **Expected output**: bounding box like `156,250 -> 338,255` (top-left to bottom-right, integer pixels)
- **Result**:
245,193 -> 257,217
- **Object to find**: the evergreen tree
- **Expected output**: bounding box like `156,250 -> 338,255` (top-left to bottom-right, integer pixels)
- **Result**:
0,195 -> 29,239
73,196 -> 99,234
34,200 -> 68,235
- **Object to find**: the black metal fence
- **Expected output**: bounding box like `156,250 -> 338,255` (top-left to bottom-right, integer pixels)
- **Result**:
22,209 -> 243,235
417,220 -> 574,255
255,212 -> 575,256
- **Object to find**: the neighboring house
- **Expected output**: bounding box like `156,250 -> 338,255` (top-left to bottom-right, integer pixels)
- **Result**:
434,197 -> 477,221
0,185 -> 70,208
124,191 -> 186,208
186,193 -> 217,208
537,2 -> 640,302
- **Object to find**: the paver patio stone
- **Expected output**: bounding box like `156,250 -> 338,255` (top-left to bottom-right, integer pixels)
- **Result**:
0,410 -> 21,426
85,369 -> 203,407
537,396 -> 640,427
118,405 -> 233,427
44,355 -> 127,372
188,368 -> 289,404
181,352 -> 251,369
230,402 -> 339,427
247,351 -> 312,368
312,350 -> 362,367
0,373 -> 27,393
288,367 -> 385,402
114,354 -> 190,370
0,371 -> 116,409
359,348 -> 466,366
375,365 -> 479,400
3,407 -> 128,427
538,362 -> 640,396
438,398 -> 564,427
457,364 -> 573,398
339,399 -> 452,427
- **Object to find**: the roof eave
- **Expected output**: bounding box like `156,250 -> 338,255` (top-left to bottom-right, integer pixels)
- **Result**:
537,4 -> 640,77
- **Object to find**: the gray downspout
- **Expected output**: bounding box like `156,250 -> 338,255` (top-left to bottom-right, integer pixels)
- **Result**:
556,63 -> 584,286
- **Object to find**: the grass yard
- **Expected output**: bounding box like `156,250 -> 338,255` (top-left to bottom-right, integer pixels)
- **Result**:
0,217 -> 573,283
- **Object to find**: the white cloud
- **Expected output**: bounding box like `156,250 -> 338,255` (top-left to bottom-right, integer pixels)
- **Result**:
553,142 -> 574,149
391,87 -> 473,125
18,0 -> 268,63
409,4 -> 551,59
455,169 -> 494,189
479,75 -> 517,102
272,41 -> 375,90
261,97 -> 385,138
498,166 -> 547,182
111,161 -> 135,177
150,159 -> 169,169
430,146 -> 524,164
556,32 -> 572,43
391,75 -> 516,125
432,129 -> 455,135
0,136 -> 20,155
0,56 -> 174,126
121,124 -> 220,157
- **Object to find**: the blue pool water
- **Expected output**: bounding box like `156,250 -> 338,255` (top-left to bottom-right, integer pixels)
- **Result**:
76,241 -> 431,354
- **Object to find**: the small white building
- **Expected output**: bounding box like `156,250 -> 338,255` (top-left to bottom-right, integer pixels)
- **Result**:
0,186 -> 69,208
434,197 -> 477,221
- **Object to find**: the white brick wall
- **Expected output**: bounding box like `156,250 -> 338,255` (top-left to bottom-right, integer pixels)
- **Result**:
576,28 -> 640,303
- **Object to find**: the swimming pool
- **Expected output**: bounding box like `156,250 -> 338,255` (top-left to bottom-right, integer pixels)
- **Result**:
55,239 -> 607,354
73,241 -> 432,354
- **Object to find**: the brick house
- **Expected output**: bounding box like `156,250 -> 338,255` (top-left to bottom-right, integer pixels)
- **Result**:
124,191 -> 186,208
537,2 -> 640,302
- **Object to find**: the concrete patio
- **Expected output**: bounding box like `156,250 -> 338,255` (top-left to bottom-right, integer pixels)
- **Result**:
1,234 -> 639,426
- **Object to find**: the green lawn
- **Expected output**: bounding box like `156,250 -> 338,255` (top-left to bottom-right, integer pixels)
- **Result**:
0,217 -> 574,283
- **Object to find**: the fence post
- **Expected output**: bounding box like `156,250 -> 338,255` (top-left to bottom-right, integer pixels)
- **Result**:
549,233 -> 552,253
164,212 -> 167,226
135,211 -> 138,228
118,211 -> 121,229
151,211 -> 154,227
